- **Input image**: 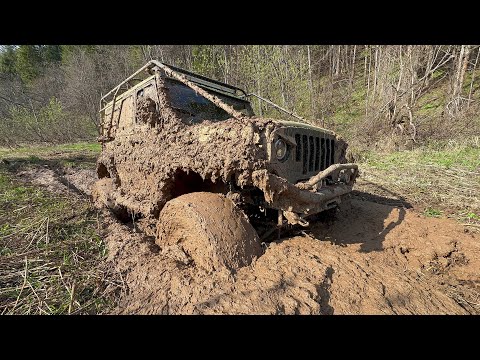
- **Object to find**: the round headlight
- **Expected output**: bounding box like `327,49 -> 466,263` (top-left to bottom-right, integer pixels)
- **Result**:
275,139 -> 288,161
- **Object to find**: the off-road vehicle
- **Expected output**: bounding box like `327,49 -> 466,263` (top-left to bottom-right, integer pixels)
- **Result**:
93,60 -> 359,272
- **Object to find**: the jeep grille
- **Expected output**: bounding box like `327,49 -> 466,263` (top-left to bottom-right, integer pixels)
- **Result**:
294,133 -> 335,175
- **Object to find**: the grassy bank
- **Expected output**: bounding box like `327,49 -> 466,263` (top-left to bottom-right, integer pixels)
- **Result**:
355,139 -> 480,227
0,142 -> 101,161
0,143 -> 118,314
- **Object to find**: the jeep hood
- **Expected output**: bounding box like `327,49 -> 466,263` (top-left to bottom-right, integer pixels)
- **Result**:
268,118 -> 336,136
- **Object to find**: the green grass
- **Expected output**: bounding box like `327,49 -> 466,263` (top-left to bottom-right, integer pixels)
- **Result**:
0,142 -> 100,172
466,212 -> 480,221
355,140 -> 480,226
0,142 -> 100,159
417,90 -> 444,117
55,142 -> 101,152
329,82 -> 368,137
361,142 -> 480,171
0,167 -> 119,315
424,207 -> 442,218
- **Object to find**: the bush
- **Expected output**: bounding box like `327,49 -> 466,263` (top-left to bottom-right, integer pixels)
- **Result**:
0,97 -> 97,147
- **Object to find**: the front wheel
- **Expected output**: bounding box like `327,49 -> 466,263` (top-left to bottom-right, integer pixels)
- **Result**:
156,192 -> 262,272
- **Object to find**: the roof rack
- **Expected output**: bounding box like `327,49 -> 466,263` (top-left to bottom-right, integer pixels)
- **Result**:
99,60 -> 249,138
163,63 -> 248,100
100,60 -> 248,111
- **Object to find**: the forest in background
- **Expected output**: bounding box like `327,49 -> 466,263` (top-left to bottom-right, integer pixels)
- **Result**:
1,45 -> 479,151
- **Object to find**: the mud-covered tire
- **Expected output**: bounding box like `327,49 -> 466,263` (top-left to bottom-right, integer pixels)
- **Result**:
156,192 -> 262,272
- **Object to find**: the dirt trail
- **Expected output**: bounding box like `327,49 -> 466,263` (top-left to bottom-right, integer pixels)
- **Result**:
17,167 -> 96,196
13,166 -> 480,314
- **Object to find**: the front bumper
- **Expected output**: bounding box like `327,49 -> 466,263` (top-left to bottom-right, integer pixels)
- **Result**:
251,163 -> 359,225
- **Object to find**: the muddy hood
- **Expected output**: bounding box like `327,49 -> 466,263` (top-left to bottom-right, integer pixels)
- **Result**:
268,118 -> 336,136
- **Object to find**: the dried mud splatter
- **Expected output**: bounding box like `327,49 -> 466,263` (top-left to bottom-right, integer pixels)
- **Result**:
94,75 -> 350,223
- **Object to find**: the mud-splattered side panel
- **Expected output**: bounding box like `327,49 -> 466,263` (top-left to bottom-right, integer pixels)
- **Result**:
96,75 -> 277,218
116,96 -> 135,136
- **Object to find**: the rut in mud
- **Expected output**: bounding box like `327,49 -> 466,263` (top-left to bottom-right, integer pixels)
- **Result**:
21,165 -> 478,314
103,197 -> 479,314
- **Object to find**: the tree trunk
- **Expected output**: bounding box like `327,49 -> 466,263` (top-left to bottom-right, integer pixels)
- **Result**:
372,45 -> 379,100
365,46 -> 372,115
307,45 -> 316,119
335,46 -> 340,77
450,45 -> 471,113
256,45 -> 263,117
458,45 -> 471,97
468,47 -> 480,108
391,45 -> 403,123
350,45 -> 356,88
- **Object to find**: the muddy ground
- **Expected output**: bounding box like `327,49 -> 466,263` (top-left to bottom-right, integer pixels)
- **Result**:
8,161 -> 480,314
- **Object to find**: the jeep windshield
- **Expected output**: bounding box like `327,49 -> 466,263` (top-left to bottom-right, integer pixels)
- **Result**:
164,78 -> 254,125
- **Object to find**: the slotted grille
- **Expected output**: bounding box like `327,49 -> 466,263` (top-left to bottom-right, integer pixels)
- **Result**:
296,133 -> 335,175
302,135 -> 308,174
295,134 -> 301,162
308,136 -> 314,172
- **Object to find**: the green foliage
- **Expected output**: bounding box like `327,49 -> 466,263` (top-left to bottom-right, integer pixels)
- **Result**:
40,97 -> 65,124
127,46 -> 145,69
465,212 -> 479,221
41,45 -> 62,63
424,207 -> 442,218
59,45 -> 96,63
0,45 -> 17,75
14,45 -> 43,83
432,69 -> 445,80
192,45 -> 224,80
0,45 -> 64,80
3,97 -> 97,145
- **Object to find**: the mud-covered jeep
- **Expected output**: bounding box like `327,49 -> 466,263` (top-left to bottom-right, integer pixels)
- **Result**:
93,60 -> 358,272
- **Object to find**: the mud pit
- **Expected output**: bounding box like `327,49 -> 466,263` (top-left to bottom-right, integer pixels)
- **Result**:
101,195 -> 480,315
12,166 -> 480,314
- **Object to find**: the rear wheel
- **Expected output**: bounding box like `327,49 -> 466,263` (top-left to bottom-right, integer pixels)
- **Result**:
156,192 -> 262,272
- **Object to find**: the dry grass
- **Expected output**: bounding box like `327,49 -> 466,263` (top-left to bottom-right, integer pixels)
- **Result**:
0,156 -> 122,314
354,138 -> 480,229
444,283 -> 480,314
